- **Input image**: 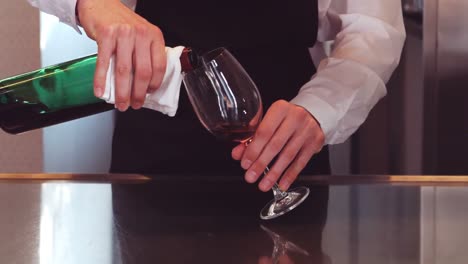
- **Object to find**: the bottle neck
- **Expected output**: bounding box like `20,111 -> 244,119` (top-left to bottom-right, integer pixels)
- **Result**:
180,48 -> 200,72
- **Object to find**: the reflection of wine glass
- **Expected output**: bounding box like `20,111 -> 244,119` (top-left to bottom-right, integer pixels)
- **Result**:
183,48 -> 309,220
260,224 -> 310,263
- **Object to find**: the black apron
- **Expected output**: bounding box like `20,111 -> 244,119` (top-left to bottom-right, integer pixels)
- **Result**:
110,2 -> 331,262
110,0 -> 330,176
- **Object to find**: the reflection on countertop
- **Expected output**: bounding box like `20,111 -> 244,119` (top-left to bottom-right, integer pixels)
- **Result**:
1,174 -> 468,263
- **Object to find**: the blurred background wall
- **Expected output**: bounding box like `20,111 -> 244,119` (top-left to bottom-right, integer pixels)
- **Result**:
0,0 -> 43,173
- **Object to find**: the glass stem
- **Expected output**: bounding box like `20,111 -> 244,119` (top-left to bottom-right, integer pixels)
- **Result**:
245,138 -> 288,201
263,166 -> 288,201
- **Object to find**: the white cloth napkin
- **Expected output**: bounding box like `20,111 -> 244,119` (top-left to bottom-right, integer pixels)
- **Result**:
100,46 -> 185,117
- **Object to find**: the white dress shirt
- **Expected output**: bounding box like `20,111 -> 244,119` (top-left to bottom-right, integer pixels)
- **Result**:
26,0 -> 406,145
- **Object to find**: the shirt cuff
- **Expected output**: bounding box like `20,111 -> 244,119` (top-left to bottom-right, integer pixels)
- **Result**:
290,57 -> 387,145
64,0 -> 81,33
31,0 -> 81,34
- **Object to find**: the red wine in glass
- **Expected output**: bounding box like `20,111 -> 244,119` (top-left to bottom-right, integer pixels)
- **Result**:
210,123 -> 257,143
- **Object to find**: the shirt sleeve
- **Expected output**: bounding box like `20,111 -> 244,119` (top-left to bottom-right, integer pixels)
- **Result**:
25,0 -> 137,33
290,0 -> 406,145
26,0 -> 80,32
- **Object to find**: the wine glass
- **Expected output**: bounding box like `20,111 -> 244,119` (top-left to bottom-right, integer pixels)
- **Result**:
182,47 -> 310,220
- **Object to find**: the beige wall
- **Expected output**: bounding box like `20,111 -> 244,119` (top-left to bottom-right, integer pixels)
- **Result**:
0,1 -> 43,172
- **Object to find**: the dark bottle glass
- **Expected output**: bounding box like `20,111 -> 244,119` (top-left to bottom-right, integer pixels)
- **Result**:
0,48 -> 198,134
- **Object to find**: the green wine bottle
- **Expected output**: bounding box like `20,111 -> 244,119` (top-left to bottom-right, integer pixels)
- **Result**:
0,48 -> 198,134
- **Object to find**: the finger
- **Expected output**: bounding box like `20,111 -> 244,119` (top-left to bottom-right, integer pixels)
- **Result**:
266,131 -> 306,191
279,143 -> 317,191
257,128 -> 307,191
231,144 -> 246,160
278,254 -> 294,264
131,25 -> 152,109
148,28 -> 166,93
277,118 -> 324,190
258,256 -> 272,264
114,25 -> 135,111
246,115 -> 296,186
241,100 -> 289,171
94,26 -> 117,97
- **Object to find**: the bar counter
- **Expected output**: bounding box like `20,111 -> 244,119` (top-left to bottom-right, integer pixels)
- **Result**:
1,174 -> 467,263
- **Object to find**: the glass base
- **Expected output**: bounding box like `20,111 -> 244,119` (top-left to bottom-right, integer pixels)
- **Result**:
259,187 -> 310,220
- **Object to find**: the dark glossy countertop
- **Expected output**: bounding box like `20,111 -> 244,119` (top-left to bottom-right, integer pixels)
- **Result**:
1,174 -> 468,263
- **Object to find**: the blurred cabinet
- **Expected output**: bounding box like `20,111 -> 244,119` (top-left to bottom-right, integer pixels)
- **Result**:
352,0 -> 467,175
